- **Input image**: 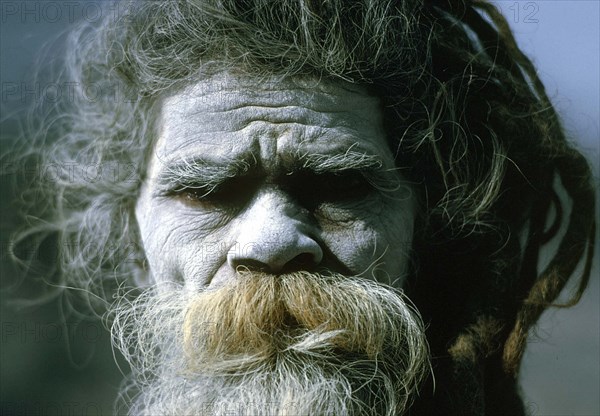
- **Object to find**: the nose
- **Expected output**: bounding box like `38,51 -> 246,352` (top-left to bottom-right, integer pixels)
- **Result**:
227,192 -> 323,273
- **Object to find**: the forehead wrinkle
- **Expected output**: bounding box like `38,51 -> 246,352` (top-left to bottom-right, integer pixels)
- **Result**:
163,126 -> 380,180
172,101 -> 381,135
157,74 -> 390,179
173,79 -> 381,119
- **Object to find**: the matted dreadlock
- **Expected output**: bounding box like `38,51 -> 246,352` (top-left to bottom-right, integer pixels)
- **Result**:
9,0 -> 595,414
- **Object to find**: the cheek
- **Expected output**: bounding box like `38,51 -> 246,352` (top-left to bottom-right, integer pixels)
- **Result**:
136,196 -> 231,285
319,196 -> 415,284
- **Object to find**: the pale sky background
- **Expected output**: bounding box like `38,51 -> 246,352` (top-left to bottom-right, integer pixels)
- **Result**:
1,1 -> 598,415
492,1 -> 599,414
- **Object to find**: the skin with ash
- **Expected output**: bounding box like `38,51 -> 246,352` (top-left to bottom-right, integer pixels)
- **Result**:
136,74 -> 416,290
10,1 -> 596,415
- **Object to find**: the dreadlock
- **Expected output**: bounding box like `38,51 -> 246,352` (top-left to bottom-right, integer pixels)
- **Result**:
405,1 -> 596,413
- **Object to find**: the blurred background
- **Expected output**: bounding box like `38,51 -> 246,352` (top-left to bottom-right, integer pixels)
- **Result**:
1,1 -> 598,415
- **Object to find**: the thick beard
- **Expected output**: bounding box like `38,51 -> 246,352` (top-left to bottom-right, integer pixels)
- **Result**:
111,271 -> 430,415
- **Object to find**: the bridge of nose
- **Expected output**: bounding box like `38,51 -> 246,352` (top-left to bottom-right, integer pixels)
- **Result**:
227,190 -> 323,273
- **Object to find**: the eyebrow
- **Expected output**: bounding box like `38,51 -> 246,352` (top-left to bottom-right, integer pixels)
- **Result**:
155,156 -> 255,192
299,147 -> 384,174
154,147 -> 387,192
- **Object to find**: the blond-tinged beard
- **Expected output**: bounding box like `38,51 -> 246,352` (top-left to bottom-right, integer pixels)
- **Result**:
111,271 -> 430,415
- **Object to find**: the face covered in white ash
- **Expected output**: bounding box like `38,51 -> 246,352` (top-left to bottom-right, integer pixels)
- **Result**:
124,72 -> 429,416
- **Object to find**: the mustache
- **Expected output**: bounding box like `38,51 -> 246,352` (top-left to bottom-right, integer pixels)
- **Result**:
111,270 -> 430,415
183,271 -> 426,374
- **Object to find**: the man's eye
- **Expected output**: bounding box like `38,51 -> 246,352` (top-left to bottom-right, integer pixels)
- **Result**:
293,171 -> 374,209
179,187 -> 217,205
170,178 -> 256,209
320,173 -> 373,201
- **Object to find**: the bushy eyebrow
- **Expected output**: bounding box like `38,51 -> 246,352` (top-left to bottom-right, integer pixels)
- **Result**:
155,156 -> 255,192
299,148 -> 384,174
298,149 -> 404,193
154,147 -> 389,192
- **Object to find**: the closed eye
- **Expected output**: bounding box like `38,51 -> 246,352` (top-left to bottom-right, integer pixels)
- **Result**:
287,170 -> 375,209
317,171 -> 373,201
165,176 -> 259,210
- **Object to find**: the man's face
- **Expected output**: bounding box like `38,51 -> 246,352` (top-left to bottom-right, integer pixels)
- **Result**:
126,73 -> 427,414
135,72 -> 415,291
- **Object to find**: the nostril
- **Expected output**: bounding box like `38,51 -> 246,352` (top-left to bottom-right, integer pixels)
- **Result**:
231,258 -> 271,273
279,253 -> 320,273
230,252 -> 320,275
291,253 -> 318,268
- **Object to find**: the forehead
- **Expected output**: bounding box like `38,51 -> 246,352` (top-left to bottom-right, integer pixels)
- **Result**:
153,72 -> 393,169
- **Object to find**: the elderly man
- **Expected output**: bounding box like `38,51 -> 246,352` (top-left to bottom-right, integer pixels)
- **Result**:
11,0 -> 596,415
